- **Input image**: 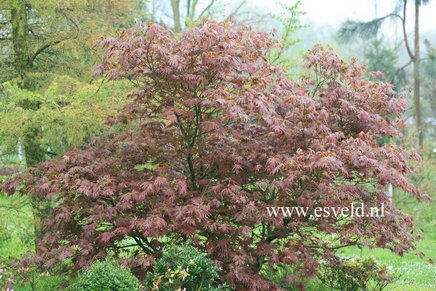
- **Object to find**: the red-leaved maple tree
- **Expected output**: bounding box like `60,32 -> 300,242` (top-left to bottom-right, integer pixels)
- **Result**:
4,20 -> 430,289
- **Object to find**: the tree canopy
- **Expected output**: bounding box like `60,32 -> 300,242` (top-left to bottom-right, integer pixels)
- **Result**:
4,20 -> 429,289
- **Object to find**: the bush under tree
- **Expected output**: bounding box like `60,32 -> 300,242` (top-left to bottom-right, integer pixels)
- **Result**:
146,242 -> 226,290
71,259 -> 140,291
317,257 -> 397,291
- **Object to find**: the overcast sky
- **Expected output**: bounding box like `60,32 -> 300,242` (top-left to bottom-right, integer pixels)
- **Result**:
247,0 -> 436,33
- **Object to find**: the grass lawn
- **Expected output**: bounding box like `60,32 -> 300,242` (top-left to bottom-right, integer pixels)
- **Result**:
335,183 -> 436,291
0,194 -> 34,260
336,238 -> 435,290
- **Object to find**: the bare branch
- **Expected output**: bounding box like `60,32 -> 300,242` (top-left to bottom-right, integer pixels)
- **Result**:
226,0 -> 247,20
197,0 -> 215,19
401,0 -> 415,60
28,13 -> 79,66
338,13 -> 394,42
397,59 -> 413,73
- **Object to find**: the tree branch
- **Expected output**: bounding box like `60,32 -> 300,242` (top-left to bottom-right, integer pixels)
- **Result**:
226,0 -> 247,20
187,0 -> 191,18
28,39 -> 63,66
402,0 -> 415,60
28,13 -> 79,66
396,59 -> 413,74
197,0 -> 215,19
110,243 -> 139,249
131,235 -> 154,254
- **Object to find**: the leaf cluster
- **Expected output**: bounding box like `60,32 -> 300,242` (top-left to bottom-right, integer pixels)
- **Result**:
317,257 -> 398,291
145,242 -> 225,291
70,259 -> 140,291
0,76 -> 128,157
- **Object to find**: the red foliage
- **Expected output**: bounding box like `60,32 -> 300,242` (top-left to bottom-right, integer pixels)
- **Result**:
4,20 -> 429,289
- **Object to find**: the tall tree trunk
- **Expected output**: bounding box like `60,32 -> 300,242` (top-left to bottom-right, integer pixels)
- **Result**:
11,0 -> 47,249
187,0 -> 191,18
190,0 -> 199,19
22,127 -> 47,244
414,0 -> 423,147
11,0 -> 28,86
171,0 -> 182,32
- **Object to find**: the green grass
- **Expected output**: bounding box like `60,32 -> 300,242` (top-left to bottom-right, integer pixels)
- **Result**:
336,239 -> 436,290
335,157 -> 436,291
0,153 -> 25,169
0,193 -> 34,260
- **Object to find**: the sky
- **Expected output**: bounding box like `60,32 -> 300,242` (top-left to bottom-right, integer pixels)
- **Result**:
248,0 -> 436,33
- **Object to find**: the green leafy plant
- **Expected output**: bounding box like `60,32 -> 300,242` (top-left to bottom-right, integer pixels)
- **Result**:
0,262 -> 68,291
146,243 -> 225,291
364,38 -> 406,89
269,0 -> 305,71
317,257 -> 397,291
71,260 -> 140,291
261,262 -> 324,290
0,77 -> 127,159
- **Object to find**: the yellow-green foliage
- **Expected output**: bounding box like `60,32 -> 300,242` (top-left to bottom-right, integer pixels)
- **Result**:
1,0 -> 147,84
0,76 -> 128,156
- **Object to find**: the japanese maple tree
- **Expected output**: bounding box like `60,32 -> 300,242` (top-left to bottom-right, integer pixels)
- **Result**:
4,20 -> 429,289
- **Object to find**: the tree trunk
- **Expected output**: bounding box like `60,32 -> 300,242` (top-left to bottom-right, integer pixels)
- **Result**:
22,127 -> 47,245
414,0 -> 423,147
190,0 -> 199,19
11,0 -> 28,85
23,128 -> 45,167
170,0 -> 182,32
11,0 -> 47,248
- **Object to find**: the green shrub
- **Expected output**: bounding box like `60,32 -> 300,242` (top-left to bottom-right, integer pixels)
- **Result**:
317,257 -> 397,291
30,273 -> 68,291
1,267 -> 68,291
261,262 -> 325,290
146,243 -> 226,291
71,259 -> 140,291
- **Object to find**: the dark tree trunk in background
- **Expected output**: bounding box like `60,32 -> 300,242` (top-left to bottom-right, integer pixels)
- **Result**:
171,0 -> 182,32
11,0 -> 47,247
11,0 -> 28,84
413,0 -> 423,147
402,0 -> 424,147
339,0 -> 431,148
168,0 -> 215,32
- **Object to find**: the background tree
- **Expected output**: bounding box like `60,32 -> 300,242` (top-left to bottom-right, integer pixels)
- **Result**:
0,0 -> 147,85
339,0 -> 431,147
364,39 -> 406,89
5,21 -> 429,289
148,0 -> 249,32
269,1 -> 305,72
0,0 -> 146,168
0,78 -> 128,158
422,39 -> 436,141
0,0 -> 145,244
